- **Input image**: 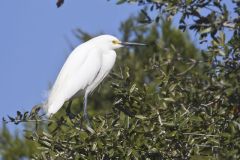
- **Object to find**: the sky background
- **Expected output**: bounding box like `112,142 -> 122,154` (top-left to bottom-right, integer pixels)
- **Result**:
0,0 -> 141,128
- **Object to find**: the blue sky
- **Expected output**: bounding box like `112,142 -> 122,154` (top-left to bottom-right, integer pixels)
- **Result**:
0,0 -> 140,127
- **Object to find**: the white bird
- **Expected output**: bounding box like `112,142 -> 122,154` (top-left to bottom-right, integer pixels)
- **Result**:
44,35 -> 145,121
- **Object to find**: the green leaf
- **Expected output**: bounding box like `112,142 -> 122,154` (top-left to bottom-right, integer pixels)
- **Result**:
116,0 -> 127,5
200,27 -> 212,34
163,97 -> 175,102
130,84 -> 137,93
135,115 -> 147,120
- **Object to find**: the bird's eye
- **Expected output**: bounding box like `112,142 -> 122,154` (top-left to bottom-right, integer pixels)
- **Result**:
112,40 -> 119,45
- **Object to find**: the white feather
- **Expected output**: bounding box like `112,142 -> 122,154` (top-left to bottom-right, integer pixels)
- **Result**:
44,35 -> 119,116
43,35 -> 145,117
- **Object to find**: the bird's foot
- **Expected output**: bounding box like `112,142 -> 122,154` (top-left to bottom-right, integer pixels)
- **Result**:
83,113 -> 91,126
83,113 -> 95,133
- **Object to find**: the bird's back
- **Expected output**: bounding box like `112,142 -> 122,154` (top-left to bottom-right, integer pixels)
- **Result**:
44,41 -> 102,116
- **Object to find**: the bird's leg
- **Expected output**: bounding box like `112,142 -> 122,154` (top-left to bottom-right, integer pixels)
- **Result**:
83,92 -> 92,127
66,100 -> 75,120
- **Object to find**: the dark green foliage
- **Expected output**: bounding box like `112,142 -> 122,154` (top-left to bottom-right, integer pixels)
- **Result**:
116,0 -> 240,62
1,0 -> 240,159
0,123 -> 38,160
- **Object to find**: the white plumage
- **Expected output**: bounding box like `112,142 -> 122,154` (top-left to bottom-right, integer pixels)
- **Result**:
44,34 -> 145,119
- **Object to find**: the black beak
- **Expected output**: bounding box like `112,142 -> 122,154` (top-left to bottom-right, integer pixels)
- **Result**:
120,42 -> 147,47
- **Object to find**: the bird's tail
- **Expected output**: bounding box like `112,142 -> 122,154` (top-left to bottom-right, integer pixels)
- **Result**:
41,89 -> 52,117
43,101 -> 64,117
42,102 -> 51,117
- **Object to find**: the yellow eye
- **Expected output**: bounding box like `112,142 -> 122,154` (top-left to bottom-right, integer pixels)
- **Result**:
112,40 -> 119,44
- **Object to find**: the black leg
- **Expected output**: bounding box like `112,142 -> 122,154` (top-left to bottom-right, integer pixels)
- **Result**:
66,100 -> 75,119
83,92 -> 92,127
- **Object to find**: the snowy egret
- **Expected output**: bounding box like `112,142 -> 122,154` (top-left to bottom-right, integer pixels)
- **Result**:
44,35 -> 146,121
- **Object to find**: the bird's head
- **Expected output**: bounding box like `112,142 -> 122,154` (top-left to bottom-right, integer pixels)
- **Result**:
93,35 -> 146,50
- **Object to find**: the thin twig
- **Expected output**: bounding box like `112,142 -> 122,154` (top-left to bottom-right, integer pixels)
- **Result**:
177,61 -> 197,76
201,95 -> 222,107
197,144 -> 221,148
4,119 -> 55,124
183,132 -> 219,137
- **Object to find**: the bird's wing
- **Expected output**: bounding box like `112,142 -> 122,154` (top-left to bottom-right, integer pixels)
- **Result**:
45,46 -> 102,115
86,50 -> 116,94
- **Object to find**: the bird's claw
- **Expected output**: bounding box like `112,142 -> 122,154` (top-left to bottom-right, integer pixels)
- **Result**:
83,113 -> 93,128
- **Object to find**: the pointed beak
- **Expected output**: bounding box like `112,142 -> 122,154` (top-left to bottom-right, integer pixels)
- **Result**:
120,42 -> 147,47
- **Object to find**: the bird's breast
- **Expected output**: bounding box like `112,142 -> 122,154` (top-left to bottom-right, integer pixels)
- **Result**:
84,50 -> 116,94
